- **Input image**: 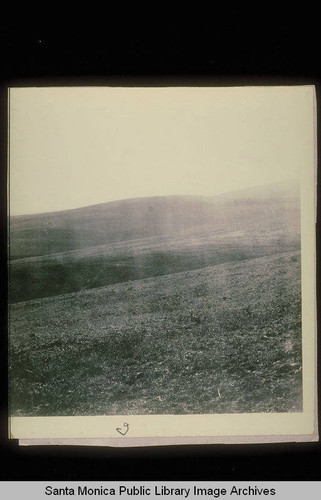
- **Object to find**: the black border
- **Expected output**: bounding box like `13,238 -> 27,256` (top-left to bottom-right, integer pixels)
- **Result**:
1,18 -> 320,481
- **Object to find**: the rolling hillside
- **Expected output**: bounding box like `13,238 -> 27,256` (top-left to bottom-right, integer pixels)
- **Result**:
9,180 -> 302,416
10,180 -> 300,260
9,181 -> 300,303
9,251 -> 302,416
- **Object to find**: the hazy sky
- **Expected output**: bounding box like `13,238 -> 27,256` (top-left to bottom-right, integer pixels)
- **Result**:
9,86 -> 315,215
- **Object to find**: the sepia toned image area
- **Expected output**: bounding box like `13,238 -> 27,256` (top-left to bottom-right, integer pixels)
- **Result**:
8,87 -> 308,419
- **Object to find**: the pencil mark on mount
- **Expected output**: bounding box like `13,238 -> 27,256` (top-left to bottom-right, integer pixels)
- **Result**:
116,423 -> 129,436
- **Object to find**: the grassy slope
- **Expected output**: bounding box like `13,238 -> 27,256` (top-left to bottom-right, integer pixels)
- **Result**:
9,226 -> 300,303
9,250 -> 302,416
9,194 -> 300,303
10,183 -> 300,260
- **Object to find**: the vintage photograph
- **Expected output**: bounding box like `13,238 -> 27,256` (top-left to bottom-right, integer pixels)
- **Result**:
8,88 -> 315,432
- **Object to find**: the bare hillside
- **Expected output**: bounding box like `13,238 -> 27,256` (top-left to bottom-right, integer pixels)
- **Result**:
9,251 -> 302,416
9,182 -> 300,303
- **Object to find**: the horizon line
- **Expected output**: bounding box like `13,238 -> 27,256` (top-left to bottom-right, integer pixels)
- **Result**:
10,178 -> 300,218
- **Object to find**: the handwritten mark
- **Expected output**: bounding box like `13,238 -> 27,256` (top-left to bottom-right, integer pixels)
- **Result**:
116,422 -> 129,436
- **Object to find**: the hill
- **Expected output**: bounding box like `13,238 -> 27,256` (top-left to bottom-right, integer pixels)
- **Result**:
9,181 -> 300,303
9,251 -> 302,416
10,180 -> 300,261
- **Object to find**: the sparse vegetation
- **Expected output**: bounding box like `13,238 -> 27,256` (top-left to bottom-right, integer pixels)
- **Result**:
9,187 -> 302,416
9,250 -> 302,416
9,193 -> 300,303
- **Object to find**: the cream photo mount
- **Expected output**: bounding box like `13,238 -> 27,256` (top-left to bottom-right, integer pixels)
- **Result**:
10,411 -> 318,446
8,85 -> 318,445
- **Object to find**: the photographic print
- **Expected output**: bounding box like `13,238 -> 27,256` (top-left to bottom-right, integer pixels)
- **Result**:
8,86 -> 317,443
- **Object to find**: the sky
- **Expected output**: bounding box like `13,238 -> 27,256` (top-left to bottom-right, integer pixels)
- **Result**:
9,86 -> 315,215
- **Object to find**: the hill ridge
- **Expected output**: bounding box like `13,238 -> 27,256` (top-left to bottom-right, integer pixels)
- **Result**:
11,179 -> 299,219
9,179 -> 301,303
